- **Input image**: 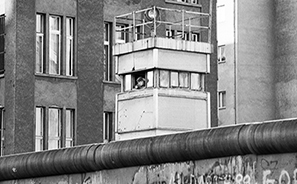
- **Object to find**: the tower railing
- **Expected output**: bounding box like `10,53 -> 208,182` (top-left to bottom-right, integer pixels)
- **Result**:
114,5 -> 212,44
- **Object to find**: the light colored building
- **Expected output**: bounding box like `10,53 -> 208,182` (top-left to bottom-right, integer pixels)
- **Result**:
217,0 -> 297,126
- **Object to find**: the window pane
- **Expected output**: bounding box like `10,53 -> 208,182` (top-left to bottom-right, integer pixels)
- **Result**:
104,112 -> 113,142
66,109 -> 74,147
147,71 -> 153,87
48,108 -> 61,150
171,72 -> 178,87
104,45 -> 109,80
66,18 -> 74,76
104,23 -> 109,42
124,74 -> 131,91
36,35 -> 43,73
35,107 -> 44,151
191,73 -> 201,90
50,16 -> 60,31
49,16 -> 61,75
179,72 -> 189,88
116,24 -> 126,44
49,34 -> 60,74
160,70 -> 169,87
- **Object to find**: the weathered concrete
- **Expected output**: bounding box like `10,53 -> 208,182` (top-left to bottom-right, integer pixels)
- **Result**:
4,0 -> 36,154
1,151 -> 297,183
237,0 -> 276,124
76,0 -> 104,145
275,0 -> 297,119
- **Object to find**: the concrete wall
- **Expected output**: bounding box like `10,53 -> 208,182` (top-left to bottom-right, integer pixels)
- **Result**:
4,0 -> 36,154
274,1 -> 297,119
217,0 -> 235,126
2,153 -> 297,183
236,0 -> 276,123
76,0 -> 104,145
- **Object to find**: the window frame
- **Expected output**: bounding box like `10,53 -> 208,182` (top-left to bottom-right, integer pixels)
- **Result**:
103,111 -> 114,143
35,107 -> 45,151
66,17 -> 74,76
0,107 -> 4,156
36,14 -> 45,74
65,109 -> 75,147
218,91 -> 226,109
218,45 -> 226,63
48,107 -> 62,150
0,14 -> 5,75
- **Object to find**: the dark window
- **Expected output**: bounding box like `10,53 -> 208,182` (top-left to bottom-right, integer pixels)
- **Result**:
0,14 -> 5,74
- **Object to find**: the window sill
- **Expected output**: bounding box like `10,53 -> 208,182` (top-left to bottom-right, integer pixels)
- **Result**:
0,74 -> 4,79
218,61 -> 226,64
35,73 -> 78,80
165,0 -> 202,8
103,80 -> 121,85
219,107 -> 226,110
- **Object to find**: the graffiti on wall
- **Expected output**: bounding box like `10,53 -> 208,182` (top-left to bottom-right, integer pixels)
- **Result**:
132,155 -> 297,184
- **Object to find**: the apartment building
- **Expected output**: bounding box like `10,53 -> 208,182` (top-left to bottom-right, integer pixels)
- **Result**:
217,0 -> 297,125
0,0 -> 217,155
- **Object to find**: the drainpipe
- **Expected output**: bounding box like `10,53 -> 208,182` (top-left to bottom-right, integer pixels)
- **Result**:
234,0 -> 238,124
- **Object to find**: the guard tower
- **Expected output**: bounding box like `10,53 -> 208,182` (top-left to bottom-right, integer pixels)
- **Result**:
113,6 -> 213,140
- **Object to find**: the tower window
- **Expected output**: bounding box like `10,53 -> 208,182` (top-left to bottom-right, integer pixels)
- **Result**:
123,70 -> 154,91
218,45 -> 226,63
218,91 -> 226,109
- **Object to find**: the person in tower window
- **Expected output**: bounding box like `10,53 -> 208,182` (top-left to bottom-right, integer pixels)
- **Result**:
135,77 -> 148,89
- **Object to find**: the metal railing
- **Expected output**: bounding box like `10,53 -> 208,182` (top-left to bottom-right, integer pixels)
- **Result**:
114,5 -> 212,44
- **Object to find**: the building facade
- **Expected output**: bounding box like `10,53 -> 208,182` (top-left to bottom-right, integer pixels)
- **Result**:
0,0 -> 217,155
217,0 -> 297,126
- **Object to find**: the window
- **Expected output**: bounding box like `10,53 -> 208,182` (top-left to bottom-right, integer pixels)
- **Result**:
172,0 -> 200,5
49,16 -> 61,75
103,112 -> 114,142
0,14 -> 5,74
35,107 -> 44,151
48,108 -> 61,150
65,109 -> 74,147
166,29 -> 200,42
160,70 -> 170,87
104,22 -> 112,81
36,14 -> 75,76
218,45 -> 226,63
35,107 -> 75,151
36,14 -> 45,73
115,24 -> 128,44
123,70 -> 154,91
66,18 -> 74,76
218,91 -> 226,109
159,70 -> 204,90
0,107 -> 4,156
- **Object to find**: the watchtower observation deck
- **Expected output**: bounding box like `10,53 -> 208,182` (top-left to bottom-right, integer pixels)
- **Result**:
113,6 -> 213,140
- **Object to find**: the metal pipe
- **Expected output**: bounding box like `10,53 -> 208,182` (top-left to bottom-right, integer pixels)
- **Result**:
1,119 -> 297,181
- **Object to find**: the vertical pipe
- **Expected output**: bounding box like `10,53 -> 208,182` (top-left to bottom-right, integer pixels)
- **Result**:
208,0 -> 213,44
153,6 -> 157,37
234,0 -> 238,124
132,11 -> 136,41
182,10 -> 185,38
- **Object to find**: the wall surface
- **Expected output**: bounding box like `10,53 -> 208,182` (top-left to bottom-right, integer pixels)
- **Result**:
4,0 -> 36,154
237,0 -> 275,123
76,0 -> 104,145
274,0 -> 297,119
217,0 -> 235,126
1,153 -> 297,184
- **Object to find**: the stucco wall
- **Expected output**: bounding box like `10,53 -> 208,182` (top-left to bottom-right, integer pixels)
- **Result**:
4,0 -> 36,154
275,1 -> 297,119
1,153 -> 297,184
236,0 -> 275,123
76,0 -> 104,145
